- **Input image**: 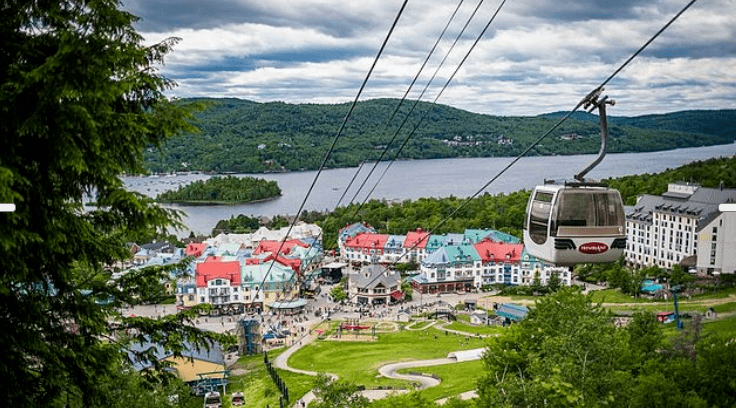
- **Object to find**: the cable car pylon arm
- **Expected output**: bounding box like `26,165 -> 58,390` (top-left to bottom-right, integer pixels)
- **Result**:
575,89 -> 615,182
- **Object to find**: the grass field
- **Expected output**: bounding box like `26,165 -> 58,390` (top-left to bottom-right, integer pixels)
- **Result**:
288,325 -> 488,389
396,360 -> 483,401
442,321 -> 505,336
239,287 -> 736,405
587,289 -> 661,304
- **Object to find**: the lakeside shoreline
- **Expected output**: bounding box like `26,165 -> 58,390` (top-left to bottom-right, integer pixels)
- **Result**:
156,194 -> 281,206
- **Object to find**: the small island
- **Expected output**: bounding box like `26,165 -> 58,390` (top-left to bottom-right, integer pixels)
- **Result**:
156,175 -> 281,204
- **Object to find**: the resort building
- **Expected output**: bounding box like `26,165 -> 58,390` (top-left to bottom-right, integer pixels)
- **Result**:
625,183 -> 736,272
696,205 -> 736,275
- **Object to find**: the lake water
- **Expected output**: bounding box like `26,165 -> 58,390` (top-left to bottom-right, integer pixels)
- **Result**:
124,143 -> 736,236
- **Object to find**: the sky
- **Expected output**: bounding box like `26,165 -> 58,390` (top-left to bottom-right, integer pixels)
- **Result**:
122,0 -> 736,117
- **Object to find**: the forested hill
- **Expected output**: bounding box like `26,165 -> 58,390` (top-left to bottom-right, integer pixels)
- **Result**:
540,109 -> 736,141
145,98 -> 736,174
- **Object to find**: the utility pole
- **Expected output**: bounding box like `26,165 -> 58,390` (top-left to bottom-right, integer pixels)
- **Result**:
671,285 -> 683,330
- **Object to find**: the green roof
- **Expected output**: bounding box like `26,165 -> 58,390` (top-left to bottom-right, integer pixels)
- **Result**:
444,244 -> 481,263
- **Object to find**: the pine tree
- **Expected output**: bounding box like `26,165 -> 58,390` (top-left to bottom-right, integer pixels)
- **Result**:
0,1 -> 230,406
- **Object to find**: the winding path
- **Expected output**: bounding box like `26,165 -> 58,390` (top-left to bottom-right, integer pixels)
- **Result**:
272,320 -> 487,407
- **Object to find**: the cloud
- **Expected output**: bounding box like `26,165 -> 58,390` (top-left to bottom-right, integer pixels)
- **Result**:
131,0 -> 736,116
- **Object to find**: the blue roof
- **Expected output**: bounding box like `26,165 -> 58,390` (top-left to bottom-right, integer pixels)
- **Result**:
127,338 -> 225,371
641,280 -> 664,293
339,222 -> 376,240
496,303 -> 529,321
384,235 -> 406,250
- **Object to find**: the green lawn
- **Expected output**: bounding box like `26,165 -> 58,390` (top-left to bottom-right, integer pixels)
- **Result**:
588,289 -> 658,304
396,360 -> 483,401
700,314 -> 736,338
288,326 -> 487,389
688,286 -> 736,300
228,349 -> 314,408
443,321 -> 506,336
713,302 -> 736,313
661,314 -> 736,339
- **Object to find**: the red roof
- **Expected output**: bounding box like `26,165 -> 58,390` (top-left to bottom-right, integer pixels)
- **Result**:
195,257 -> 241,287
186,242 -> 207,258
404,228 -> 429,249
344,232 -> 388,250
474,238 -> 524,263
263,253 -> 302,274
253,239 -> 308,256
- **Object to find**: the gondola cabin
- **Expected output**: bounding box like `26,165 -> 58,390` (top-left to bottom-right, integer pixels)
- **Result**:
523,183 -> 626,266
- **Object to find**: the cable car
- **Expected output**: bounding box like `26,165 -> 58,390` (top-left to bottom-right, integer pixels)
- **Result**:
523,89 -> 626,266
523,182 -> 626,266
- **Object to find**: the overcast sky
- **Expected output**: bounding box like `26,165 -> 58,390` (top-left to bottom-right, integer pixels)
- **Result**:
122,0 -> 736,116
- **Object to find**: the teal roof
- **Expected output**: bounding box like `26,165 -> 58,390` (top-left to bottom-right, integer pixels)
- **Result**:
241,262 -> 294,284
464,229 -> 494,243
423,244 -> 480,267
425,235 -> 446,253
464,228 -> 520,244
445,244 -> 481,262
489,231 -> 521,244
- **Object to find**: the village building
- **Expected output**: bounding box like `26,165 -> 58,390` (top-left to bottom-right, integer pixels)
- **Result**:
404,228 -> 431,263
195,256 -> 242,306
240,260 -> 295,307
348,262 -> 402,305
185,242 -> 207,258
337,222 -> 377,257
412,244 -> 481,294
383,235 -> 406,263
342,232 -> 388,265
464,228 -> 521,244
474,238 -> 524,286
521,249 -> 572,287
175,276 -> 198,308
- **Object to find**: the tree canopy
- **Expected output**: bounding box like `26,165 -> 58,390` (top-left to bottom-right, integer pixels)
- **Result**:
0,1 -> 228,406
477,288 -> 736,407
156,175 -> 281,204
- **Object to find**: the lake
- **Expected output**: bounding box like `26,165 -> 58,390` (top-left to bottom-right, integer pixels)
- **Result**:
123,143 -> 736,236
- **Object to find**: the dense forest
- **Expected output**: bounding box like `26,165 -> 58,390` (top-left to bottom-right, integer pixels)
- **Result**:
295,156 -> 736,249
156,175 -> 281,204
604,156 -> 736,205
144,98 -> 736,174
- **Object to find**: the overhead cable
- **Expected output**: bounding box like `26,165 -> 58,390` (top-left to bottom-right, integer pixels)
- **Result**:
249,0 -> 410,305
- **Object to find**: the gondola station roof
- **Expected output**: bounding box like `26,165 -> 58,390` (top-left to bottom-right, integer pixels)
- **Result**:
268,298 -> 308,310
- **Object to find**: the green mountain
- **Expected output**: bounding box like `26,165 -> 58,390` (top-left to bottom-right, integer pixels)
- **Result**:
145,98 -> 736,174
